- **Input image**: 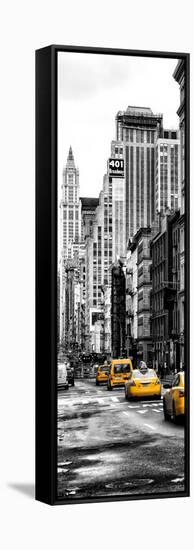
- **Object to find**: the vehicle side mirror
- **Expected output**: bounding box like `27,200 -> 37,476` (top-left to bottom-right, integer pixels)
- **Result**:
163,383 -> 171,389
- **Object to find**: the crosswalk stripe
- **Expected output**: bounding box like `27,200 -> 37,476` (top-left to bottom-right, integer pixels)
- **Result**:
144,423 -> 156,430
111,396 -> 119,402
137,410 -> 147,414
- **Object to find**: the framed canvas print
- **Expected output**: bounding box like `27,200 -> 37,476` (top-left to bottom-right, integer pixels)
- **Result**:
36,45 -> 190,505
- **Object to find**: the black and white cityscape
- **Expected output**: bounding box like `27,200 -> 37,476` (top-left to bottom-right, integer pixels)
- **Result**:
57,53 -> 186,500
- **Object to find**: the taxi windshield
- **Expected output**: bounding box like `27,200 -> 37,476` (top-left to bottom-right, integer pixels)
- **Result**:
114,364 -> 131,374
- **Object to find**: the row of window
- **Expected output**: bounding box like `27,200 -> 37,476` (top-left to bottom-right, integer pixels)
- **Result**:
124,129 -> 155,144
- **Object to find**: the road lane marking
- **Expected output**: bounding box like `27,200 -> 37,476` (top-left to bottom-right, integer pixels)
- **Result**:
144,423 -> 156,430
127,405 -> 139,409
111,396 -> 119,402
171,477 -> 184,483
123,411 -> 130,416
153,409 -> 162,413
137,410 -> 147,414
142,403 -> 161,408
141,399 -> 162,407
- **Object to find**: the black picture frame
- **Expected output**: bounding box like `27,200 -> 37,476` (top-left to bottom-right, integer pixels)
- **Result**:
36,45 -> 190,505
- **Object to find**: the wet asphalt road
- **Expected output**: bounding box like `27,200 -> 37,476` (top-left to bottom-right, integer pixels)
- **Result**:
57,379 -> 185,500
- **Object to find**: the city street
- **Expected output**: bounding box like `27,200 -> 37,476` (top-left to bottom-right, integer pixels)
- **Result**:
57,379 -> 185,499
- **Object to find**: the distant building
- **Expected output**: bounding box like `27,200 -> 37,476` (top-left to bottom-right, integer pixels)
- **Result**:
155,129 -> 180,214
173,59 -> 185,369
103,285 -> 111,356
83,141 -> 126,352
126,240 -> 138,362
59,147 -> 82,344
60,147 -> 81,259
151,212 -> 180,372
80,197 -> 99,240
116,106 -> 163,243
64,260 -> 80,349
126,228 -> 154,365
111,262 -> 126,358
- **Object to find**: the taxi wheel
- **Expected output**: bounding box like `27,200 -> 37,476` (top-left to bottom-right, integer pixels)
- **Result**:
163,401 -> 169,421
172,402 -> 177,423
96,381 -> 99,386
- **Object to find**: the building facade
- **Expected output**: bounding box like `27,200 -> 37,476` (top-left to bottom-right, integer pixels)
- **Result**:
126,228 -> 153,365
173,60 -> 185,368
155,129 -> 180,214
116,106 -> 163,243
103,285 -> 111,356
151,213 -> 181,372
83,141 -> 126,352
59,147 -> 83,344
126,241 -> 138,363
111,261 -> 126,358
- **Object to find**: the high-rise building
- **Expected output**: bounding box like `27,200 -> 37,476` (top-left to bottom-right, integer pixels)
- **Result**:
80,197 -> 99,240
60,146 -> 81,259
116,106 -> 163,242
83,141 -> 126,351
155,129 -> 180,214
59,147 -> 82,344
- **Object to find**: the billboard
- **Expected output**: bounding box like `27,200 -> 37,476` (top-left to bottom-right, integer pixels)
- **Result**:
108,158 -> 124,177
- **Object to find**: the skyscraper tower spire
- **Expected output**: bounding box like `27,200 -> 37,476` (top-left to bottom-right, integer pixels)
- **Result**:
66,145 -> 75,167
59,147 -> 82,342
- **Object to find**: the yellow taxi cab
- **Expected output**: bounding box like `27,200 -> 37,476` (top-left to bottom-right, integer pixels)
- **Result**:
107,358 -> 132,390
96,363 -> 110,386
163,371 -> 185,422
125,362 -> 161,400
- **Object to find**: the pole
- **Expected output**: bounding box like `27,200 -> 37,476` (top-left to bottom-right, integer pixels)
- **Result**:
111,313 -> 122,357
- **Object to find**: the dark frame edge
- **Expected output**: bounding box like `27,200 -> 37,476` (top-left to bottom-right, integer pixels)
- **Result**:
184,52 -> 190,498
35,45 -> 56,505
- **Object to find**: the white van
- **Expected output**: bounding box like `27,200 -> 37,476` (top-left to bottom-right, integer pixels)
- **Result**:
57,363 -> 69,390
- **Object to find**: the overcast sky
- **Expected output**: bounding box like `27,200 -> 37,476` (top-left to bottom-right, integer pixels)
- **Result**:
58,52 -> 179,199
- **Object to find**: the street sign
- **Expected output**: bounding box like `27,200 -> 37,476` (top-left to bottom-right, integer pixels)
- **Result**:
108,158 -> 124,177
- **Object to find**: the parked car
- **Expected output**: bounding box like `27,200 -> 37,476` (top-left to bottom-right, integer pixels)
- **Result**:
163,371 -> 185,422
67,365 -> 75,386
107,358 -> 132,390
125,364 -> 161,400
57,363 -> 69,391
96,363 -> 110,385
